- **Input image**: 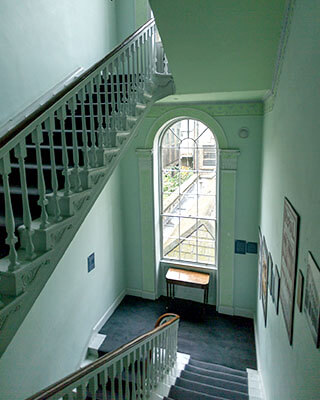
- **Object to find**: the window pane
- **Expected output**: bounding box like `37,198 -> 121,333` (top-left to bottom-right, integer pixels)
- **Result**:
162,216 -> 179,258
198,172 -> 216,195
198,195 -> 216,218
161,147 -> 179,169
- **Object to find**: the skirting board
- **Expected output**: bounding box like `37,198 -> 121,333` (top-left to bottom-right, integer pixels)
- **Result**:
92,289 -> 127,334
218,305 -> 254,319
234,307 -> 254,319
126,288 -> 156,300
78,288 -> 126,369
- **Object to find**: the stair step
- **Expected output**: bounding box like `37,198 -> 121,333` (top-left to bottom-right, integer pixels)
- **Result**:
189,358 -> 248,377
168,385 -> 226,400
180,370 -> 248,394
185,364 -> 248,385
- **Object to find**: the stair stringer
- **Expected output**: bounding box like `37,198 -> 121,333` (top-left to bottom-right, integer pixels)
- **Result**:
0,73 -> 175,357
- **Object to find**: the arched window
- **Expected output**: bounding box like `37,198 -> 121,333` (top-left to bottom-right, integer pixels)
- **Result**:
160,119 -> 217,266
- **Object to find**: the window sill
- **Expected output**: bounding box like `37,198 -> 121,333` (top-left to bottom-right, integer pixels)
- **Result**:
160,259 -> 217,272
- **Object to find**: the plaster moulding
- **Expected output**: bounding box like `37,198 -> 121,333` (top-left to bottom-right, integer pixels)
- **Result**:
219,149 -> 240,171
147,102 -> 263,119
264,0 -> 297,113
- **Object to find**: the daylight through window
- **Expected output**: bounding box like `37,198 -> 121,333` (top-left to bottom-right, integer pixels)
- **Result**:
160,119 -> 217,266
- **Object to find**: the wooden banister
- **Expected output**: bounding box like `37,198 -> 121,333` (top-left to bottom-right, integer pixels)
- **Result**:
0,18 -> 155,149
25,313 -> 179,400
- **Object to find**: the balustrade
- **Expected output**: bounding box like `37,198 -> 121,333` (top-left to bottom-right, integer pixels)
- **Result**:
0,20 -> 168,274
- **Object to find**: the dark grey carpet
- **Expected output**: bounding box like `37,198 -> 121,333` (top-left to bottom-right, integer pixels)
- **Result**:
98,295 -> 256,370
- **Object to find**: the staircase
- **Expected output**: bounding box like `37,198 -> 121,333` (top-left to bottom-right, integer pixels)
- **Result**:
0,19 -> 174,356
158,354 -> 264,400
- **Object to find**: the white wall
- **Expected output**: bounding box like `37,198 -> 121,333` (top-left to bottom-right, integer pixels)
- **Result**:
0,166 -> 126,400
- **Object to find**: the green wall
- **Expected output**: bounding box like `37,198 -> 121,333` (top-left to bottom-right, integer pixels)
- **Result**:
256,1 -> 320,399
116,0 -> 136,42
121,104 -> 262,313
0,167 -> 126,400
149,0 -> 285,95
0,0 -> 118,129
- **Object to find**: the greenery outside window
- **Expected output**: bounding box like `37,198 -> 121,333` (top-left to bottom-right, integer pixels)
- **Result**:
160,119 -> 217,266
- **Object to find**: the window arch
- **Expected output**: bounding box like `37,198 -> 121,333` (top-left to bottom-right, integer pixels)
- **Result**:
159,119 -> 217,266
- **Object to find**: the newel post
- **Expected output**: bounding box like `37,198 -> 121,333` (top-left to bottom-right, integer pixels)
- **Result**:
217,149 -> 240,315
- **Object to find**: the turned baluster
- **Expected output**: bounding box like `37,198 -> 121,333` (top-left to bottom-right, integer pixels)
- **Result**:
143,32 -> 148,90
141,343 -> 147,399
94,74 -> 105,151
139,35 -> 145,92
117,359 -> 124,400
120,52 -> 128,114
79,87 -> 90,170
46,115 -> 61,222
131,350 -> 137,399
88,375 -> 98,400
126,46 -> 134,115
110,364 -> 116,400
131,42 -> 138,109
102,67 -> 112,147
124,355 -> 130,400
146,340 -> 152,396
99,368 -> 108,400
87,80 -> 98,167
14,140 -> 35,260
68,95 -> 82,191
109,62 -> 116,132
115,57 -> 122,130
56,106 -> 71,196
0,153 -> 19,270
75,383 -> 86,400
136,347 -> 142,399
32,126 -> 49,229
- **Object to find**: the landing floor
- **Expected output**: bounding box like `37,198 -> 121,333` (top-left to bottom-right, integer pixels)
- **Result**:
98,295 -> 257,370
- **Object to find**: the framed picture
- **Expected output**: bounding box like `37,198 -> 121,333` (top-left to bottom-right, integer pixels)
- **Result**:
269,252 -> 274,298
280,197 -> 299,345
258,227 -> 263,299
261,236 -> 269,326
274,265 -> 280,314
296,270 -> 304,312
304,252 -> 320,348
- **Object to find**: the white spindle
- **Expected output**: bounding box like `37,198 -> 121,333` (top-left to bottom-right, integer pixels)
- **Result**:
109,62 -> 116,132
88,375 -> 98,400
0,154 -> 19,270
141,343 -> 147,400
79,87 -> 90,170
76,382 -> 86,400
131,350 -> 137,400
14,140 -> 35,260
115,57 -> 122,130
94,74 -> 105,151
110,364 -> 116,400
88,81 -> 98,167
117,358 -> 124,400
99,368 -> 108,400
46,115 -> 61,222
32,126 -> 49,229
146,340 -> 151,396
57,106 -> 71,196
68,96 -> 82,191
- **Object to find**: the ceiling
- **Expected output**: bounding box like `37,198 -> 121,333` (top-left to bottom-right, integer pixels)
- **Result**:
150,0 -> 286,101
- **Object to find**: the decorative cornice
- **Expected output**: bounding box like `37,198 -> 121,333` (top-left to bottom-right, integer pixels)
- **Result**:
219,149 -> 240,171
264,0 -> 297,113
146,102 -> 263,119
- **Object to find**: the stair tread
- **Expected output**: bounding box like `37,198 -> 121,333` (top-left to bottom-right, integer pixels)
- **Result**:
180,370 -> 248,394
168,385 -> 227,400
185,364 -> 248,384
189,358 -> 248,377
175,377 -> 248,400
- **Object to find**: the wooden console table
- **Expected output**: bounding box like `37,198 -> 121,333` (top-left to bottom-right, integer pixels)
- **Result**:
165,267 -> 210,305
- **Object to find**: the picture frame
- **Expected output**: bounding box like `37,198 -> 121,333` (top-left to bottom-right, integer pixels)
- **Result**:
261,236 -> 269,326
296,270 -> 304,312
304,252 -> 320,348
258,227 -> 263,299
280,197 -> 300,345
269,252 -> 274,298
274,265 -> 280,314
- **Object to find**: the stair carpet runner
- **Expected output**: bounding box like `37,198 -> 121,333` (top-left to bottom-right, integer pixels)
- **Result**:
157,353 -> 263,400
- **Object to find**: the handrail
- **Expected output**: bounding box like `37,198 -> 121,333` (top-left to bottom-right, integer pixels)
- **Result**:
0,18 -> 155,149
26,313 -> 179,400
